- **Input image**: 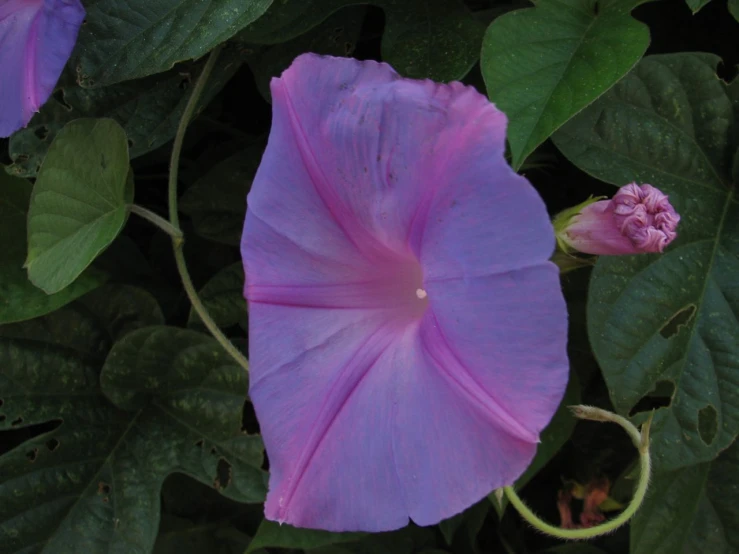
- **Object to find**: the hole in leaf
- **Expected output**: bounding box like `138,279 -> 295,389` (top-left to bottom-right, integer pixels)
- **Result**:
98,481 -> 111,495
34,126 -> 49,140
210,447 -> 217,455
0,398 -> 4,407
593,1 -> 599,15
127,139 -> 134,148
26,448 -> 38,462
11,417 -> 23,426
698,405 -> 718,445
46,438 -> 60,451
214,458 -> 232,490
52,89 -> 73,110
195,439 -> 204,447
660,304 -> 696,339
628,380 -> 675,417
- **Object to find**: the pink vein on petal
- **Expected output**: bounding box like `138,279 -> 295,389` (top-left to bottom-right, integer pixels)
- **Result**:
23,10 -> 42,114
275,323 -> 398,522
275,80 -> 383,260
421,312 -> 539,443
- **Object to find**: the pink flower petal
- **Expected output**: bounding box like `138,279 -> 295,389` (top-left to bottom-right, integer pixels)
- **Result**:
0,0 -> 85,137
242,54 -> 569,531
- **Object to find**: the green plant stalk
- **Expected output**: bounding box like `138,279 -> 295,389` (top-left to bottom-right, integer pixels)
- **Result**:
504,405 -> 652,540
128,204 -> 183,239
167,45 -> 250,374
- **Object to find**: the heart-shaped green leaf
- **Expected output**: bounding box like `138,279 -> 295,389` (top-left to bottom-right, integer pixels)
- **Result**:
26,119 -> 132,294
481,0 -> 650,169
553,53 -> 739,470
0,170 -> 105,323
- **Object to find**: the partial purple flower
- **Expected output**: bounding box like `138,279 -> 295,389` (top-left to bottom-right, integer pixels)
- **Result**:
0,0 -> 85,137
241,54 -> 569,532
555,183 -> 680,256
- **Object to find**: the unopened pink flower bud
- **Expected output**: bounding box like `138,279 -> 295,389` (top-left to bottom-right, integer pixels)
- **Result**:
554,183 -> 680,256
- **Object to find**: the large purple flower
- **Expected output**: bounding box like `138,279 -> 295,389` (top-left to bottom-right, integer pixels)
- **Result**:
241,54 -> 569,532
0,0 -> 85,137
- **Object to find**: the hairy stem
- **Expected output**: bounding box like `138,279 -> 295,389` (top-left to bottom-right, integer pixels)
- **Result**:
504,405 -> 652,540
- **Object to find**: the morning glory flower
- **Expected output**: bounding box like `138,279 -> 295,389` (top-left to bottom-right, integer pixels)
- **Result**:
0,0 -> 85,137
555,183 -> 680,256
241,54 -> 569,532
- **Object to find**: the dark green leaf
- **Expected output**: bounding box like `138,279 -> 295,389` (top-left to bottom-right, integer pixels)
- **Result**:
0,170 -> 105,324
25,119 -> 132,294
481,0 -> 650,169
0,324 -> 265,554
180,142 -> 262,246
246,520 -> 366,553
246,7 -> 366,102
631,463 -> 711,554
554,53 -> 739,470
238,0 -> 484,82
73,0 -> 271,86
8,56 -> 241,178
188,263 -> 247,331
631,439 -> 739,554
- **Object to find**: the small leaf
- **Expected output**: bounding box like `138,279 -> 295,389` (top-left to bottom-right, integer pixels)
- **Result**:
246,520 -> 366,553
481,0 -> 650,169
554,53 -> 739,470
0,322 -> 265,554
180,143 -> 263,246
0,170 -> 105,323
188,263 -> 247,331
26,119 -> 132,294
237,0 -> 484,82
73,0 -> 271,86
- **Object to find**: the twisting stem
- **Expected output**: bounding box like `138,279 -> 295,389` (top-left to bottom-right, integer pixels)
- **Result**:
504,405 -> 652,540
167,45 -> 250,374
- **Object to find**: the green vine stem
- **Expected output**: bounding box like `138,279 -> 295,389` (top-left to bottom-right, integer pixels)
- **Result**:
166,45 -> 250,374
128,204 -> 183,239
504,405 -> 652,540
